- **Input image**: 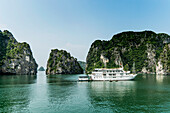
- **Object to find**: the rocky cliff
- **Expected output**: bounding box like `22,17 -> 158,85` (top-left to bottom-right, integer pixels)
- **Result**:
46,49 -> 83,75
86,31 -> 170,75
0,30 -> 38,75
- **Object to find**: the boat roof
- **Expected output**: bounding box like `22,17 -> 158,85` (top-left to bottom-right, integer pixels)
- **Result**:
94,68 -> 123,70
93,68 -> 130,73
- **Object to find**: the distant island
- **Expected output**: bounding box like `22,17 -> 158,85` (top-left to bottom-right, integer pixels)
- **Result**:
78,61 -> 86,71
38,66 -> 45,71
46,49 -> 83,75
0,30 -> 38,75
86,31 -> 170,75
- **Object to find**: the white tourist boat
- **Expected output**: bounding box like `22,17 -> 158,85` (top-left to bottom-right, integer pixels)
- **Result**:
78,67 -> 137,81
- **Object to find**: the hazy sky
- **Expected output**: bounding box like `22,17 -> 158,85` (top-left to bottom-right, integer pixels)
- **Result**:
0,0 -> 170,68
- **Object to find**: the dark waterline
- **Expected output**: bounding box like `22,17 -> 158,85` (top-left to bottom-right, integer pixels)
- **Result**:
0,72 -> 170,113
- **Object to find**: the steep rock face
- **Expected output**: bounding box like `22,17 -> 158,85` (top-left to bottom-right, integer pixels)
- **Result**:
46,49 -> 83,75
156,44 -> 170,74
0,30 -> 38,75
86,31 -> 170,75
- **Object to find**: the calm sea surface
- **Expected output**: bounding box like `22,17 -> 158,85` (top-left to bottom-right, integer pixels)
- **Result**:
0,72 -> 170,113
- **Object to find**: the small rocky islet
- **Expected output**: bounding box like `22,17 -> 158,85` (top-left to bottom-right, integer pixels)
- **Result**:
38,66 -> 45,71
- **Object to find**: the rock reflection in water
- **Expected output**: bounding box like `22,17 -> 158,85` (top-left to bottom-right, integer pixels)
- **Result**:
0,75 -> 36,85
0,75 -> 36,112
46,74 -> 78,112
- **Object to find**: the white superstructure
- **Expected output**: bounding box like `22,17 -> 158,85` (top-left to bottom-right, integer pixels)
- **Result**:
78,67 -> 137,81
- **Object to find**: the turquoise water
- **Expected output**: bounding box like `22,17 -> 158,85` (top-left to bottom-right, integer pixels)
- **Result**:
0,72 -> 170,113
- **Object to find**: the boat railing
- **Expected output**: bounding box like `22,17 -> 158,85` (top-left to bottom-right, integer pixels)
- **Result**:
103,76 -> 117,78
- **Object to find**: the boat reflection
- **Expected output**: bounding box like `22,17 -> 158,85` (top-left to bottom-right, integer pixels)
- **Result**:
88,81 -> 136,98
87,81 -> 136,112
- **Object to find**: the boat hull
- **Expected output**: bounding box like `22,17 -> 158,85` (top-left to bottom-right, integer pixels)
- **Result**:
78,74 -> 137,81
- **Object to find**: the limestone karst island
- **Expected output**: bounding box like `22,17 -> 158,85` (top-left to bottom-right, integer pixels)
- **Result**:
0,30 -> 38,75
86,31 -> 170,75
46,49 -> 83,75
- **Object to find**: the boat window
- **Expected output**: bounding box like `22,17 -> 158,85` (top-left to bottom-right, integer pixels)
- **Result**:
109,74 -> 112,76
103,74 -> 106,76
113,74 -> 116,75
79,76 -> 88,78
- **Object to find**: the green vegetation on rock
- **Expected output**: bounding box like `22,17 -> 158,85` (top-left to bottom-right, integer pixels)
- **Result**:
159,44 -> 170,72
0,30 -> 38,75
46,49 -> 83,75
86,31 -> 170,75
